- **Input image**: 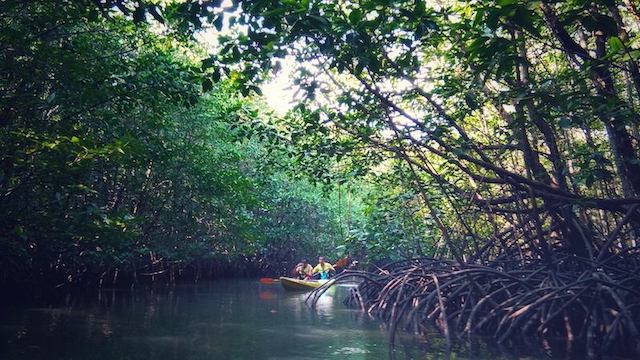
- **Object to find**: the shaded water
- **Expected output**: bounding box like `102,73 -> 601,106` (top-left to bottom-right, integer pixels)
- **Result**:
0,280 -> 540,359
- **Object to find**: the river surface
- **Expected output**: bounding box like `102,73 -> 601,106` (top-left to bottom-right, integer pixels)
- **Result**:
0,279 -> 541,359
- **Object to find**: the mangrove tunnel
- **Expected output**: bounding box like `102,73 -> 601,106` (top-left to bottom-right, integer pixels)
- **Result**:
2,0 -> 640,359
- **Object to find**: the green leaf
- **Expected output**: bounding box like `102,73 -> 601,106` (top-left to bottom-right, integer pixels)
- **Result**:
558,118 -> 572,129
232,46 -> 241,61
622,49 -> 640,61
580,14 -> 618,36
349,9 -> 362,25
214,15 -> 224,31
133,5 -> 146,24
308,15 -> 329,28
203,78 -> 213,92
201,56 -> 216,70
248,85 -> 263,96
608,37 -> 624,55
212,69 -> 221,82
46,92 -> 56,103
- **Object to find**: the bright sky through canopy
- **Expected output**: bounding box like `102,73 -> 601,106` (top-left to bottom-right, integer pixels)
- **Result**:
196,2 -> 296,116
260,58 -> 297,115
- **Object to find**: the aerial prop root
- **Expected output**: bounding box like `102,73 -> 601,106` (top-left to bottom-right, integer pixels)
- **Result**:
307,258 -> 640,356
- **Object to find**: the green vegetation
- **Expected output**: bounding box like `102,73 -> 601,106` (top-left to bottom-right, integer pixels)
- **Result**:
0,1 -> 356,290
3,0 -> 640,357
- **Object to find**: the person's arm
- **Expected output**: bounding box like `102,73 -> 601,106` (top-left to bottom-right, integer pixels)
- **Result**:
312,264 -> 321,274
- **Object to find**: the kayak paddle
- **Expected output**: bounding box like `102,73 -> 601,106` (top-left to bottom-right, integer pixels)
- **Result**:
259,277 -> 280,284
333,257 -> 349,269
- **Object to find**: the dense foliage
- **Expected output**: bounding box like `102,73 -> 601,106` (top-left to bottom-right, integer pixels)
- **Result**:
0,1 -> 358,292
4,0 -> 640,356
208,0 -> 640,356
209,0 -> 640,260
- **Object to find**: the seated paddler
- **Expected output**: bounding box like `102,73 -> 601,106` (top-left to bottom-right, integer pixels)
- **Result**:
294,258 -> 313,280
312,256 -> 335,280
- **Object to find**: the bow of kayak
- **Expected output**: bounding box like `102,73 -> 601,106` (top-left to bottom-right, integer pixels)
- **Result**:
279,277 -> 328,291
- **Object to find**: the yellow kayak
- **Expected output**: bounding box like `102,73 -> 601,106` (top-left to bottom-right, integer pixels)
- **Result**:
279,277 -> 327,291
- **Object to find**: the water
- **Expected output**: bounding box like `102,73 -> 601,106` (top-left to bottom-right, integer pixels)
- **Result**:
0,280 -> 538,359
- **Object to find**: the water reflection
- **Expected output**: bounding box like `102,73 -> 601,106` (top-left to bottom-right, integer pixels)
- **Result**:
311,286 -> 335,319
258,289 -> 276,301
0,280 -> 545,360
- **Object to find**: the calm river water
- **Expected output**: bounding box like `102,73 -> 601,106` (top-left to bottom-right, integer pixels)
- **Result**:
0,279 -> 542,359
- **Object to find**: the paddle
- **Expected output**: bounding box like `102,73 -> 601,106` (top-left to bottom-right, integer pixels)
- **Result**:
333,257 -> 349,269
259,277 -> 280,284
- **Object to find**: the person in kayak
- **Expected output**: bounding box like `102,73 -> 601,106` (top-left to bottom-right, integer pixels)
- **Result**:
294,259 -> 313,280
312,256 -> 335,280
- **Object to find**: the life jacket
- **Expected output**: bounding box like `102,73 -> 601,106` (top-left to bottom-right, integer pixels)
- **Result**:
297,264 -> 312,279
315,263 -> 333,279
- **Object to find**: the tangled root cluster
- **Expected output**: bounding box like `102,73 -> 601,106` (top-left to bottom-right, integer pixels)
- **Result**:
307,256 -> 640,358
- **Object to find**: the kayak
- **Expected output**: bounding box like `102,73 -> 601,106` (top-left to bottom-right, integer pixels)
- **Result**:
279,277 -> 327,291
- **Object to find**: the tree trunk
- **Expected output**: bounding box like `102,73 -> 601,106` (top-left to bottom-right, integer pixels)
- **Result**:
540,1 -> 640,198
